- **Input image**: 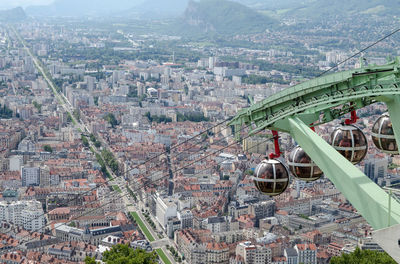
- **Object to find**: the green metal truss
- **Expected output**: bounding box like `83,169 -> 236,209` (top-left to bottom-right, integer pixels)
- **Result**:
229,59 -> 400,230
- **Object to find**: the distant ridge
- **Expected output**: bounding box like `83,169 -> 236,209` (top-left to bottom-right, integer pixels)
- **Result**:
0,7 -> 27,22
282,0 -> 400,18
25,0 -> 142,17
180,0 -> 275,35
231,0 -> 400,19
126,0 -> 190,19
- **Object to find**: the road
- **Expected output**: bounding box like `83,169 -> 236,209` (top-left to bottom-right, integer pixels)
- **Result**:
11,26 -> 176,264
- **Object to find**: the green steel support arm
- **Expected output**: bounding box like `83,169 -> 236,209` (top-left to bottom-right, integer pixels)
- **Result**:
385,95 -> 400,150
288,117 -> 400,230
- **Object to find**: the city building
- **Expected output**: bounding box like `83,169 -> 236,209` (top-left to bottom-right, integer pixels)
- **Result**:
236,241 -> 272,264
0,200 -> 45,231
21,167 -> 40,187
294,244 -> 317,264
154,194 -> 177,229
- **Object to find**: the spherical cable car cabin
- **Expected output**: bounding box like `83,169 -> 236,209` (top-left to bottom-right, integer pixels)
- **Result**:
330,125 -> 368,164
371,113 -> 398,154
253,159 -> 289,196
288,146 -> 323,181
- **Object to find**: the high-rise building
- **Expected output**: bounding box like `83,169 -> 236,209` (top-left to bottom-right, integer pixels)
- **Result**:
209,56 -> 218,69
84,76 -> 96,92
154,194 -> 177,229
40,166 -> 50,187
364,155 -> 388,183
21,167 -> 40,187
137,82 -> 145,97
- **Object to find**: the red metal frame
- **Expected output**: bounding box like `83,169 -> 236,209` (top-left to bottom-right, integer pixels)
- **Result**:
269,124 -> 316,159
310,123 -> 315,132
345,110 -> 359,125
269,130 -> 281,159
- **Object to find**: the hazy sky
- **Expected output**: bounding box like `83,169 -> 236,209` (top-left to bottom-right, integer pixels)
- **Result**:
0,0 -> 53,9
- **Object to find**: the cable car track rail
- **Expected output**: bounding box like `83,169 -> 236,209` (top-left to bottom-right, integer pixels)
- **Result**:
230,61 -> 400,134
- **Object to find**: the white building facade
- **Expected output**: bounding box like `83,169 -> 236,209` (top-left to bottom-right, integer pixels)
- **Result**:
0,200 -> 45,231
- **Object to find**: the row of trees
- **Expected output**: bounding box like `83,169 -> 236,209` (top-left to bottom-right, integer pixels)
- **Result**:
81,134 -> 89,147
89,133 -> 101,148
85,244 -> 158,264
126,184 -> 137,202
142,211 -> 157,230
95,152 -> 111,179
253,60 -> 322,78
166,245 -> 183,263
176,112 -> 209,122
101,149 -> 119,175
145,112 -> 172,123
145,111 -> 210,124
83,240 -> 396,264
242,74 -> 290,85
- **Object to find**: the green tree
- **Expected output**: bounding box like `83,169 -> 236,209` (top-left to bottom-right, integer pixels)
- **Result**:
84,244 -> 158,264
84,256 -> 97,264
331,247 -> 396,264
81,135 -> 89,147
73,109 -> 80,121
245,169 -> 254,175
43,145 -> 53,153
104,113 -> 119,128
90,133 -> 96,142
32,101 -> 42,113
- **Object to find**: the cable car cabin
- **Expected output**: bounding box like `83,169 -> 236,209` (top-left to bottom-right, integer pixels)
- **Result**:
330,125 -> 368,164
253,159 -> 289,196
288,146 -> 323,182
372,113 -> 399,155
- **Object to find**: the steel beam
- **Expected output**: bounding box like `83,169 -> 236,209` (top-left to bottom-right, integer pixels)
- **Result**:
288,117 -> 400,230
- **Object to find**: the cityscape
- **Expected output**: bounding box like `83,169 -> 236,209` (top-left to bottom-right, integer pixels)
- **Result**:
0,0 -> 400,263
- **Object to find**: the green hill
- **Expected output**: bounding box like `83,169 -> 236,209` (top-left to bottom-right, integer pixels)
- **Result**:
238,0 -> 400,19
180,0 -> 275,35
284,0 -> 400,18
0,7 -> 27,22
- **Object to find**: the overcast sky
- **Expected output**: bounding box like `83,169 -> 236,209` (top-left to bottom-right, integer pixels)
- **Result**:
0,0 -> 53,9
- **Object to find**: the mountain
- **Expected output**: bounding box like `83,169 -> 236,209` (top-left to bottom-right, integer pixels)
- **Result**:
231,0 -> 400,19
282,0 -> 400,18
26,0 -> 144,17
232,0 -> 309,10
0,7 -> 27,22
126,0 -> 190,19
180,0 -> 275,35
